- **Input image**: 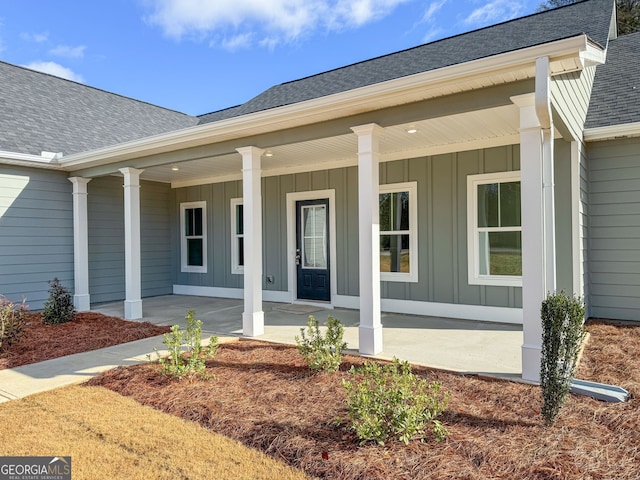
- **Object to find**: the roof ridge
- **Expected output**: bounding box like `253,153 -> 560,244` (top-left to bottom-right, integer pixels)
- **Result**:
276,0 -> 599,88
0,59 -> 195,119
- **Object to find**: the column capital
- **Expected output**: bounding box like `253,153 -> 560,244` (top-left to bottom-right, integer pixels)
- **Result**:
350,123 -> 384,137
68,177 -> 91,194
119,167 -> 144,185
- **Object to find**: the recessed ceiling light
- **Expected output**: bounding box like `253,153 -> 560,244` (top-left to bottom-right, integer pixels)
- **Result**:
171,166 -> 179,171
406,128 -> 418,134
265,151 -> 274,157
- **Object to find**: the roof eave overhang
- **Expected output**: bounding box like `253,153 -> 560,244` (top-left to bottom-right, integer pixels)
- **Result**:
0,150 -> 63,170
60,34 -> 603,172
584,122 -> 640,141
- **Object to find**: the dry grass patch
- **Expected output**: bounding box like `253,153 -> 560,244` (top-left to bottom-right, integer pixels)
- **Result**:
0,385 -> 309,480
88,321 -> 640,480
0,312 -> 170,370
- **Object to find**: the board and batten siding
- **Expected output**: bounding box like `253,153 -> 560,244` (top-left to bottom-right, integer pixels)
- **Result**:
173,142 -> 573,310
0,166 -> 73,310
588,137 -> 640,321
551,66 -> 596,141
88,176 -> 172,304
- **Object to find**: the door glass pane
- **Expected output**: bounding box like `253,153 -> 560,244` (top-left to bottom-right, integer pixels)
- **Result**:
500,182 -> 521,227
187,238 -> 203,266
477,183 -> 498,228
302,205 -> 327,269
478,231 -> 521,276
380,234 -> 410,273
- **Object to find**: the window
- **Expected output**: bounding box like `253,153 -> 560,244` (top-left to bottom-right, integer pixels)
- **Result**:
230,198 -> 244,274
379,182 -> 418,282
467,172 -> 521,286
180,201 -> 207,273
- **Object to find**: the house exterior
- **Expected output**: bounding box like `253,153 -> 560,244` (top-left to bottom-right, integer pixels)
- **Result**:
1,0 -> 638,382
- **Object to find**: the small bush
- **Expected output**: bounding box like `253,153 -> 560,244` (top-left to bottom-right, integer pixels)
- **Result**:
42,278 -> 75,325
342,358 -> 450,445
540,291 -> 586,426
295,315 -> 347,372
151,310 -> 218,379
0,296 -> 28,352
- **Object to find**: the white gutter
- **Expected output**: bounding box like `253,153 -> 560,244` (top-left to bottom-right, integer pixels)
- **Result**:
584,122 -> 640,141
58,35 -> 603,172
0,150 -> 64,170
535,56 -> 556,293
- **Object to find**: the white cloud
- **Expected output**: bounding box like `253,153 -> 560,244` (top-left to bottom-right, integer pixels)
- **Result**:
22,61 -> 85,83
49,44 -> 86,58
421,0 -> 447,23
220,33 -> 254,51
144,0 -> 410,47
21,31 -> 49,43
464,0 -> 524,26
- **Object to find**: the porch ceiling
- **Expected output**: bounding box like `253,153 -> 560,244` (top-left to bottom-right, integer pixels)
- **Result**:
139,104 -> 523,187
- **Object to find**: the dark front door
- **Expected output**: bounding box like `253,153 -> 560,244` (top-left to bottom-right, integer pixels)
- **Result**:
296,199 -> 330,301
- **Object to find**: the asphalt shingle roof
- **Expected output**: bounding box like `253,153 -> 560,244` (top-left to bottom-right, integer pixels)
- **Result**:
0,61 -> 199,156
198,0 -> 614,125
585,31 -> 640,129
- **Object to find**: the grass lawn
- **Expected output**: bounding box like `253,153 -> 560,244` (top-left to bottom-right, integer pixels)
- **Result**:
0,385 -> 308,480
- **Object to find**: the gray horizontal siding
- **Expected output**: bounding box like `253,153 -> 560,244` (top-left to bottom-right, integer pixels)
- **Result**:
587,137 -> 640,321
551,67 -> 596,141
0,166 -> 73,309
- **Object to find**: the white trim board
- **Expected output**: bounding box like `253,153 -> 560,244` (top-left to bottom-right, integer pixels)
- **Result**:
173,285 -> 290,304
173,285 -> 523,325
334,295 -> 523,324
286,189 -> 338,306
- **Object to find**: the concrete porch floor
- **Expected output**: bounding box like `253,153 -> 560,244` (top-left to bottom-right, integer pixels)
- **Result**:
93,295 -> 523,378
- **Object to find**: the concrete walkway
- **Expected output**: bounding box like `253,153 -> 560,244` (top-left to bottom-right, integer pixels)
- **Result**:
0,295 -> 523,403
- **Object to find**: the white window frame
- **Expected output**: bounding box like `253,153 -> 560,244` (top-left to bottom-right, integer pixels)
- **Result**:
180,201 -> 207,273
230,198 -> 244,274
467,171 -> 522,287
379,181 -> 418,283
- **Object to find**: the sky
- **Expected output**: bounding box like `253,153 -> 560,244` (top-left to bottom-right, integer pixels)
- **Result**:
0,0 -> 541,117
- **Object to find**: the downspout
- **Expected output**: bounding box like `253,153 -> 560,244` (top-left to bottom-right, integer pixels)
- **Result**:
535,56 -> 556,293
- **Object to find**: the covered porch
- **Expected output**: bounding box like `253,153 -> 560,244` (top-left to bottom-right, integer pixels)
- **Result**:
92,294 -> 522,378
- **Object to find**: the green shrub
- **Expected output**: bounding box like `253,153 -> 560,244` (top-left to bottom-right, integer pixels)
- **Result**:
0,296 -> 28,352
151,310 -> 218,379
540,291 -> 586,426
342,358 -> 450,445
42,278 -> 75,325
295,315 -> 347,372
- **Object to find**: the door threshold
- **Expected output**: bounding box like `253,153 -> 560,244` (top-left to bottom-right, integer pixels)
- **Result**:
293,300 -> 334,310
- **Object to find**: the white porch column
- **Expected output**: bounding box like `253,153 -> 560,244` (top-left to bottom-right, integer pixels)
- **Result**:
237,146 -> 265,337
512,90 -> 556,383
119,167 -> 144,320
352,123 -> 384,355
68,177 -> 91,311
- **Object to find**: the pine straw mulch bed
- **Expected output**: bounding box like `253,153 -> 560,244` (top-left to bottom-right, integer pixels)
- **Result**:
0,312 -> 170,370
87,319 -> 640,480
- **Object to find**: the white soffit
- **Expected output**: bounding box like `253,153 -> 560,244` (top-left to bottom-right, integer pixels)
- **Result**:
156,104 -> 522,187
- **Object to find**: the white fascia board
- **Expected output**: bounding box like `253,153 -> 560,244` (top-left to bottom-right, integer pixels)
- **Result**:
0,150 -> 64,170
60,35 -> 597,172
584,122 -> 640,142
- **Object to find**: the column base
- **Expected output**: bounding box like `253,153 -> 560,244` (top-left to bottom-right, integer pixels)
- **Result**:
243,311 -> 265,337
359,324 -> 383,355
124,299 -> 143,320
522,343 -> 542,383
73,294 -> 91,312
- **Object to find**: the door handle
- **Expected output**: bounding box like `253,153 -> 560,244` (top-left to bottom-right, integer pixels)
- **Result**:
295,249 -> 301,265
